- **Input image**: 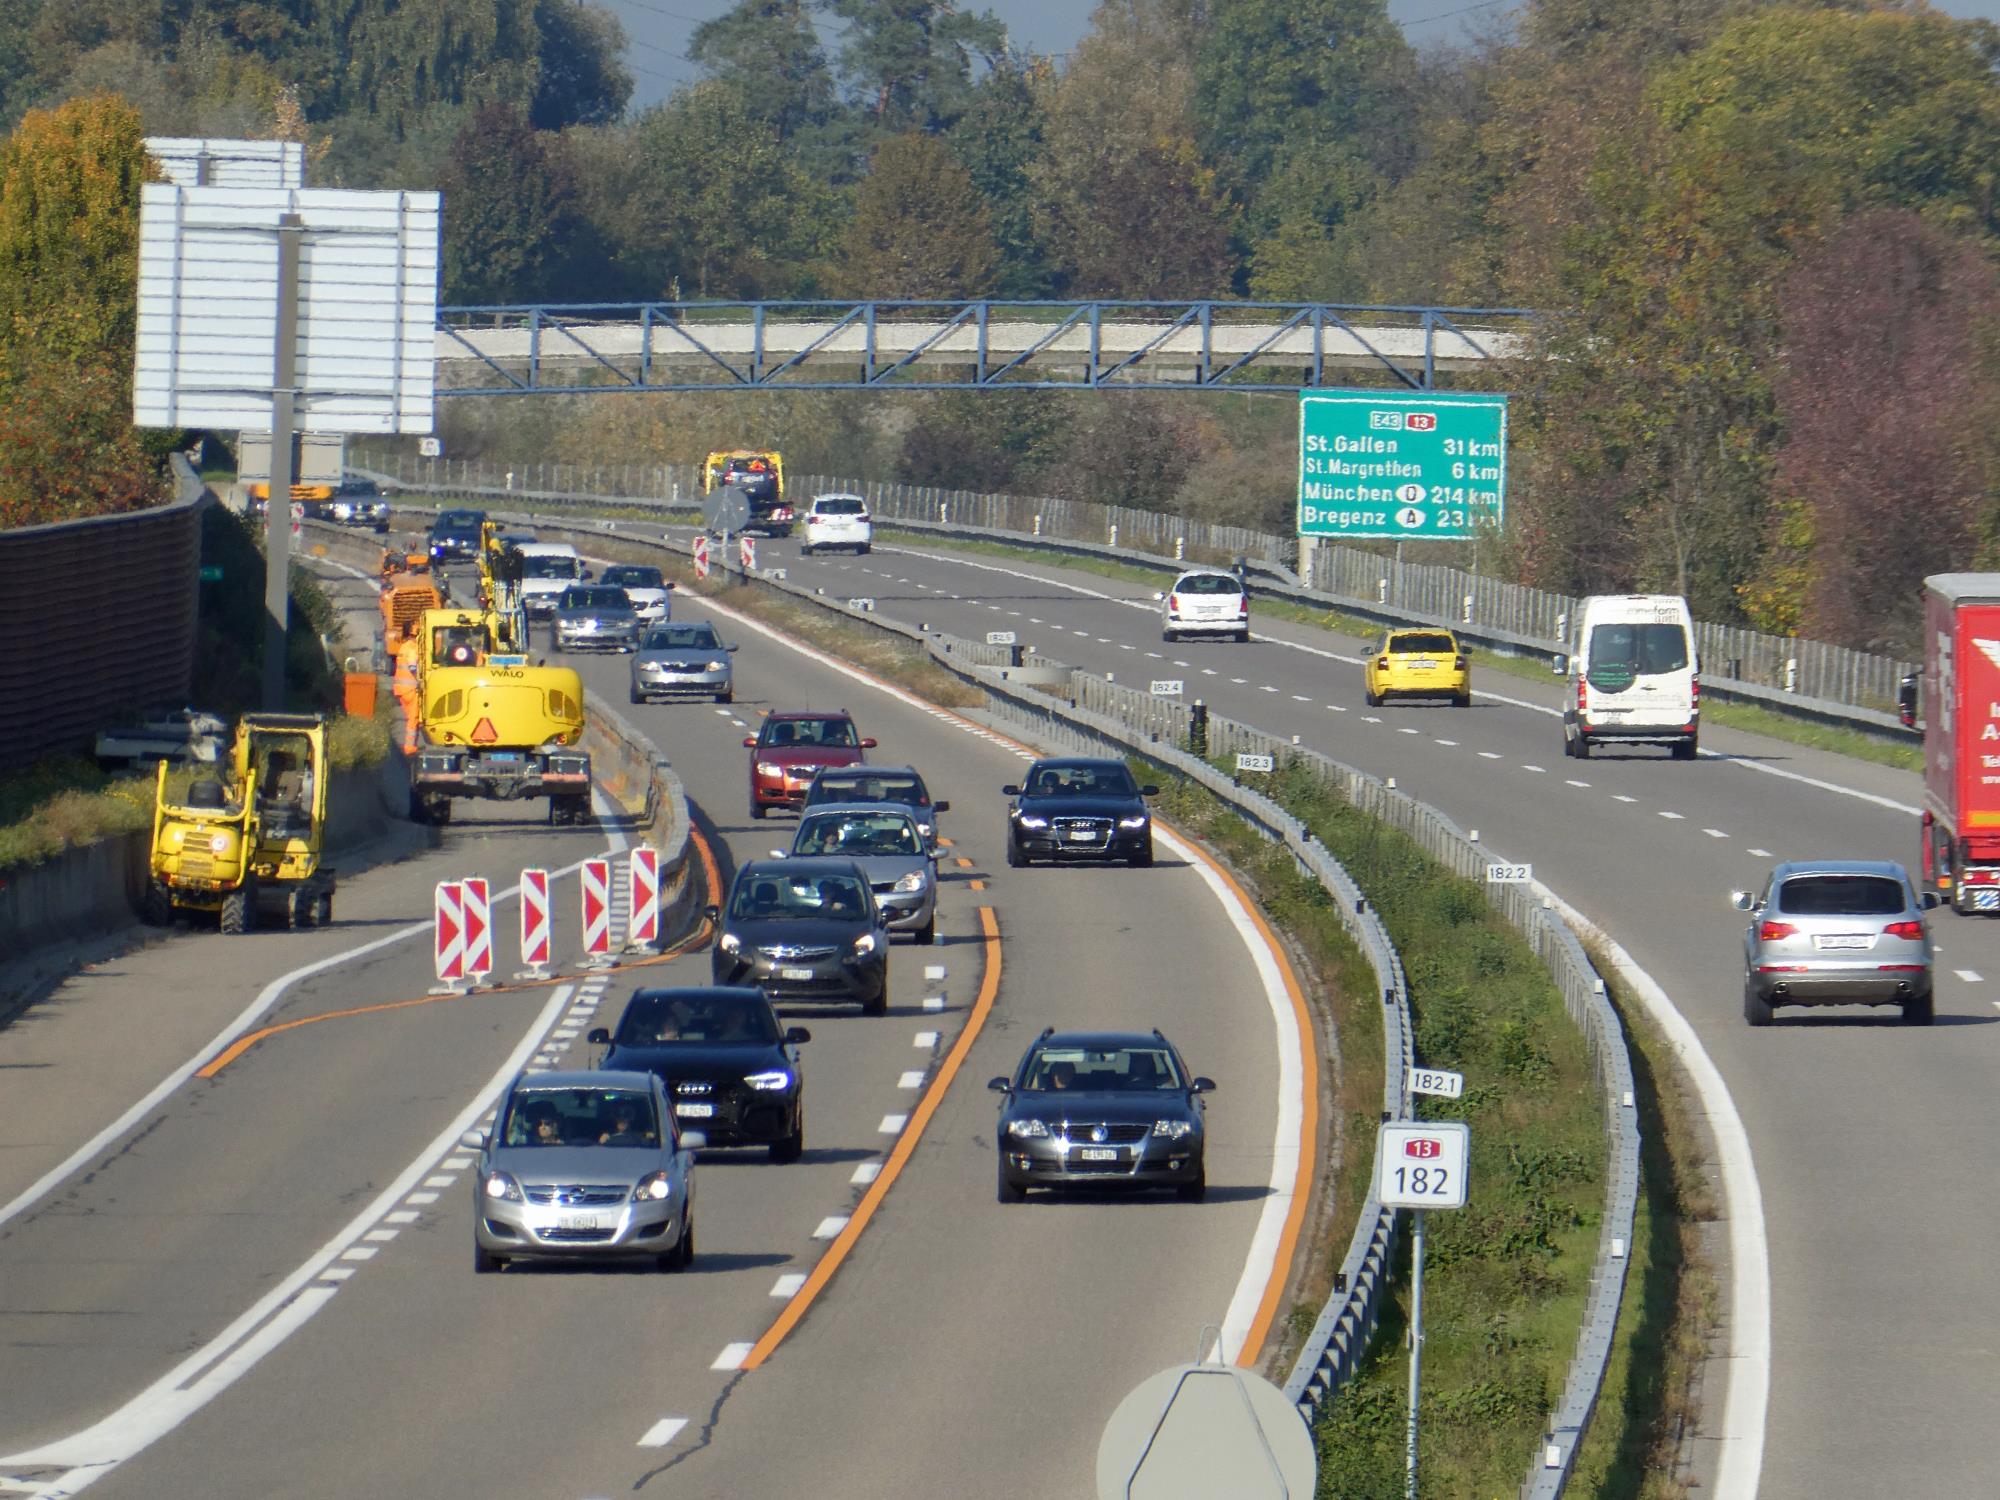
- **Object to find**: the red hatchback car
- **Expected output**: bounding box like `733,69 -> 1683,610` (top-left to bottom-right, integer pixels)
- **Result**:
746,711 -> 876,819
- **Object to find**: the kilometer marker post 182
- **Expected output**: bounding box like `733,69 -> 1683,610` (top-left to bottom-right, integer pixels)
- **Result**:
1376,1118 -> 1471,1500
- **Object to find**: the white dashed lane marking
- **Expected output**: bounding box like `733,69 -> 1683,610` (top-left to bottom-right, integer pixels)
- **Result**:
712,1343 -> 754,1371
1435,739 -> 1457,747
639,1418 -> 688,1448
1292,693 -> 1311,701
914,1030 -> 938,1047
771,1273 -> 807,1298
1479,751 -> 1501,760
1399,727 -> 1419,735
897,1070 -> 925,1089
1659,811 -> 1685,821
1705,829 -> 1729,839
879,1114 -> 908,1133
812,1215 -> 850,1240
1749,847 -> 1772,857
1566,780 -> 1590,788
852,1161 -> 882,1185
1957,970 -> 1983,983
1521,765 -> 1546,773
1613,795 -> 1637,804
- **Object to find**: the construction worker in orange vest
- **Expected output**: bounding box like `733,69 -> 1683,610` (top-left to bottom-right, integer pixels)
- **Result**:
392,638 -> 422,753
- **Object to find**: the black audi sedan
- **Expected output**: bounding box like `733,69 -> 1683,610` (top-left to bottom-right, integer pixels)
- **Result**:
588,987 -> 809,1162
709,857 -> 891,1015
1003,758 -> 1158,867
988,1029 -> 1214,1202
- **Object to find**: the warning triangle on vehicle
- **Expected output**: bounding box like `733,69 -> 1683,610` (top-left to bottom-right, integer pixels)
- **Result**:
469,717 -> 499,744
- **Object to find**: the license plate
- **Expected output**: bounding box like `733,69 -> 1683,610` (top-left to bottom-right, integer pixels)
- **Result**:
674,1102 -> 714,1118
1068,829 -> 1098,842
1814,934 -> 1871,950
486,751 -> 523,761
779,966 -> 816,981
1077,1148 -> 1120,1162
1412,660 -> 1437,670
557,1212 -> 605,1230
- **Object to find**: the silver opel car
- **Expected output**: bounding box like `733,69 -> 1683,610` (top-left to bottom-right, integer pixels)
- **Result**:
630,621 -> 736,704
1733,860 -> 1939,1026
473,1070 -> 699,1272
552,584 -> 640,653
784,802 -> 937,944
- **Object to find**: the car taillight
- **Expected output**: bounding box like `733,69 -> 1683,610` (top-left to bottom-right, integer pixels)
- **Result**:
1454,656 -> 1467,670
1691,674 -> 1701,707
1577,675 -> 1588,711
1883,920 -> 1924,940
1378,657 -> 1390,670
1168,594 -> 1181,613
857,512 -> 870,522
1757,920 -> 1797,940
1238,597 -> 1249,614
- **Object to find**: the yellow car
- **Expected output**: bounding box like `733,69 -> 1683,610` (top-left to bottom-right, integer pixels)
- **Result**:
1364,629 -> 1470,707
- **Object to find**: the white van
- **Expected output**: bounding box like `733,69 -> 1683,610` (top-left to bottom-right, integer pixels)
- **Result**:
1558,595 -> 1699,760
1157,568 -> 1250,642
514,541 -> 586,617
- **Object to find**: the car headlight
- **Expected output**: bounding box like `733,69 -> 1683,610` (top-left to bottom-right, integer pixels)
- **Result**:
482,1170 -> 523,1202
853,932 -> 877,955
633,1171 -> 674,1201
719,932 -> 741,955
1017,815 -> 1049,829
916,822 -> 933,838
744,1069 -> 793,1091
210,833 -> 230,853
758,761 -> 783,776
1118,815 -> 1149,830
1006,1118 -> 1049,1139
893,871 -> 926,893
1152,1119 -> 1195,1139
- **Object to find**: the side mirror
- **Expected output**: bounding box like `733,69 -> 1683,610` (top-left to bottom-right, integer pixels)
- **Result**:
1152,591 -> 1166,602
987,1076 -> 1011,1093
1001,784 -> 1021,797
726,644 -> 739,652
587,1027 -> 610,1044
769,848 -> 788,860
702,903 -> 720,921
743,736 -> 758,748
1551,654 -> 1569,676
664,580 -> 677,590
1898,672 -> 1919,730
580,566 -> 594,580
1921,891 -> 1942,910
1191,1077 -> 1217,1094
785,1026 -> 812,1044
1141,785 -> 1160,797
1729,891 -> 1755,912
933,800 -> 950,814
862,738 -> 879,749
681,1129 -> 708,1151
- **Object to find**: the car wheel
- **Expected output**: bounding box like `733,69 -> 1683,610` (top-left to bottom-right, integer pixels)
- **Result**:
474,1244 -> 502,1274
857,544 -> 871,555
1163,628 -> 1177,643
661,1211 -> 694,1271
1176,1168 -> 1207,1202
1364,688 -> 1381,707
630,684 -> 642,704
1129,841 -> 1154,868
913,912 -> 937,945
1006,837 -> 1026,868
1573,736 -> 1592,760
770,1112 -> 804,1163
997,1169 -> 1026,1204
220,882 -> 254,935
1236,629 -> 1251,643
717,689 -> 733,704
1903,989 -> 1935,1025
315,890 -> 334,926
1743,979 -> 1775,1027
143,881 -> 174,926
289,886 -> 315,929
1673,736 -> 1699,761
749,802 -> 767,820
863,979 -> 888,1017
1454,691 -> 1472,708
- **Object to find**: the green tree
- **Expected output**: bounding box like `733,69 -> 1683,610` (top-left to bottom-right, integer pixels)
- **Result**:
824,0 -> 1009,133
0,345 -> 161,528
529,0 -> 631,130
689,0 -> 835,144
944,61 -> 1049,296
838,131 -> 998,297
0,92 -> 153,373
438,103 -> 587,304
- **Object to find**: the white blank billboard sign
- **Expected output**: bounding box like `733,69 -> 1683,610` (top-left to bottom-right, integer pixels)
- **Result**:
133,183 -> 440,434
144,138 -> 305,189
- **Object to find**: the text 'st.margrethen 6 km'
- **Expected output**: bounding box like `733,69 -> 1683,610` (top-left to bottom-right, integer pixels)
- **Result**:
1296,391 -> 1509,541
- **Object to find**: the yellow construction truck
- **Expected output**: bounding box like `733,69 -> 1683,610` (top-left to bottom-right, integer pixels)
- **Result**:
702,449 -> 792,536
146,713 -> 336,933
407,604 -> 592,827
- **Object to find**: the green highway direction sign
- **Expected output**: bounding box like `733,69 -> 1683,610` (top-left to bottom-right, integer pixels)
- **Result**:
1297,391 -> 1507,540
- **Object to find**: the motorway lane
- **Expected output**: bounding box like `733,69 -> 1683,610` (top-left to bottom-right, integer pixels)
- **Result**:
32,583 -> 1292,1500
755,532 -> 2000,1499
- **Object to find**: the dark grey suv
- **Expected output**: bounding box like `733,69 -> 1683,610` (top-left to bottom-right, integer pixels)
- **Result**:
1734,859 -> 1938,1025
710,857 -> 890,1015
989,1028 -> 1213,1201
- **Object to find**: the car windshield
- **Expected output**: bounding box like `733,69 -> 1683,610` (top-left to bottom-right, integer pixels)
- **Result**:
763,718 -> 859,748
796,811 -> 922,857
729,872 -> 870,922
1022,1045 -> 1184,1092
1588,622 -> 1689,675
615,991 -> 779,1045
1775,875 -> 1907,917
1175,574 -> 1241,595
643,624 -> 721,650
436,512 -> 483,533
815,497 -> 866,515
1024,763 -> 1137,798
430,623 -> 490,666
501,1086 -> 659,1147
811,773 -> 925,807
562,587 -> 628,610
339,481 -> 380,497
522,555 -> 582,580
605,567 -> 664,588
1389,633 -> 1457,655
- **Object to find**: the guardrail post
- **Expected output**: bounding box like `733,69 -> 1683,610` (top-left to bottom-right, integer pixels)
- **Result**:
1109,522 -> 1119,548
1785,656 -> 1798,693
1189,699 -> 1208,757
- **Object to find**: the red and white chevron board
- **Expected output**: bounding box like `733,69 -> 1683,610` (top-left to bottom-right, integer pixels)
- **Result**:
434,880 -> 465,981
628,848 -> 661,946
692,534 -> 710,580
461,877 -> 493,976
738,534 -> 757,572
581,858 -> 612,955
520,868 -> 551,968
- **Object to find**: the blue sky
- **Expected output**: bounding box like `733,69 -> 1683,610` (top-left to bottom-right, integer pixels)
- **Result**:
601,0 -> 2000,111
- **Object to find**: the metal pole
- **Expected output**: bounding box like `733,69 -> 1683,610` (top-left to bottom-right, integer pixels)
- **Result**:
1406,1207 -> 1426,1500
262,211 -> 304,711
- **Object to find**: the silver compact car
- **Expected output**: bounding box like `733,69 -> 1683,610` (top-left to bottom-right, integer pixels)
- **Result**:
553,584 -> 640,653
631,621 -> 736,704
785,803 -> 937,944
1734,859 -> 1939,1026
473,1070 -> 698,1272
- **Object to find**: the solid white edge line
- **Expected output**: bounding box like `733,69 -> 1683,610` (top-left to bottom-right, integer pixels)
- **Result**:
1150,819 -> 1304,1368
1543,889 -> 1767,1499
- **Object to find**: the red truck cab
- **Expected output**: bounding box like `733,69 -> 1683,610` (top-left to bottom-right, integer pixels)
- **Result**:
746,711 -> 876,820
1918,574 -> 2000,914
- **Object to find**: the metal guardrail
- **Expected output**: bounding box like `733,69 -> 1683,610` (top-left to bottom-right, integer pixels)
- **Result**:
386,497 -> 1645,1493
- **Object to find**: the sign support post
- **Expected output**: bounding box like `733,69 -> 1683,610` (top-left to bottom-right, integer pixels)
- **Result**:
261,212 -> 302,710
1407,1208 -> 1426,1500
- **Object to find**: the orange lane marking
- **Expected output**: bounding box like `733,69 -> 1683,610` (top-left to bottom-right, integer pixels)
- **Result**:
954,856 -> 973,869
198,825 -> 724,1081
969,879 -> 985,891
741,904 -> 1001,1370
936,836 -> 954,848
1172,836 -> 1319,1368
